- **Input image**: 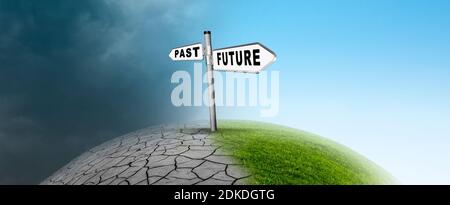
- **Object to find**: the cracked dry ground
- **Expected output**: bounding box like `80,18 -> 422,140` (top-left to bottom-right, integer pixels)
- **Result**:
41,122 -> 251,185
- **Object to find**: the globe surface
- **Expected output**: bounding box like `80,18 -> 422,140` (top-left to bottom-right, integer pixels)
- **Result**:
43,120 -> 394,185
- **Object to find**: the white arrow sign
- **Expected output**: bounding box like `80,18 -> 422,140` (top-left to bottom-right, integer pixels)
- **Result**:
213,43 -> 276,73
169,43 -> 203,61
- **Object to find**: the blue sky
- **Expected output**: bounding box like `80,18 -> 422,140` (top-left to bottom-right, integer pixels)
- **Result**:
180,0 -> 450,184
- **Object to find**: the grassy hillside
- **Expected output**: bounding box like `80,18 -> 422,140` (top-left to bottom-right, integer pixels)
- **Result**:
213,120 -> 396,185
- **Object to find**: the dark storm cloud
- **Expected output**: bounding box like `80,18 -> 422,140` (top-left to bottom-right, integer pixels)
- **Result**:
0,0 -> 206,184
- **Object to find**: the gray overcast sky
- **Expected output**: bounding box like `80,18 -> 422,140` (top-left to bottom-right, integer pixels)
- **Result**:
0,0 -> 208,184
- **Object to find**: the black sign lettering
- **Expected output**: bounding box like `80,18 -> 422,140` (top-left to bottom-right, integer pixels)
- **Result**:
236,50 -> 243,66
216,49 -> 258,66
217,52 -> 222,65
228,51 -> 235,65
253,49 -> 260,66
186,48 -> 191,58
222,52 -> 228,65
244,50 -> 252,66
193,46 -> 200,57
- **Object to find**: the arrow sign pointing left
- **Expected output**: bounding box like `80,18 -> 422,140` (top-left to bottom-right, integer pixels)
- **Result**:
169,43 -> 203,61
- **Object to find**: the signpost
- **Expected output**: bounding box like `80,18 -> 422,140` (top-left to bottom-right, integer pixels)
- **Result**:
169,31 -> 276,132
203,31 -> 217,132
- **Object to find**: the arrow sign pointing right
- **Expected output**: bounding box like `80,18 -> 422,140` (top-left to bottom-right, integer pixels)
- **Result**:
213,43 -> 276,73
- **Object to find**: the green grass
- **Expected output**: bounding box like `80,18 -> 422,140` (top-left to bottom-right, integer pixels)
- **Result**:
213,120 -> 396,185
